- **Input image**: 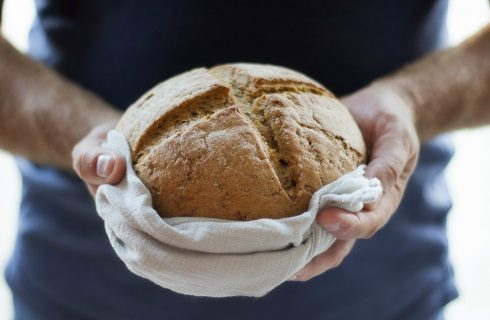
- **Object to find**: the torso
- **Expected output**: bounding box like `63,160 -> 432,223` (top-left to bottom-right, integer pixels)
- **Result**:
6,1 -> 457,319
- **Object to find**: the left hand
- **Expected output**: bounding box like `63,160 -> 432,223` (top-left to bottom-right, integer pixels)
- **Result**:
289,82 -> 420,281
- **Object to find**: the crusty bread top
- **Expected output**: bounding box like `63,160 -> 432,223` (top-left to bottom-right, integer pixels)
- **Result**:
116,63 -> 366,220
117,68 -> 232,159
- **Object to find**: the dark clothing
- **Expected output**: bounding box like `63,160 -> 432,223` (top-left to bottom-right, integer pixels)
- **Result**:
6,1 -> 458,319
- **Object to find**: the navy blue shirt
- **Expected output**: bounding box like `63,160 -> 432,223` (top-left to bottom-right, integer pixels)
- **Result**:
6,1 -> 458,319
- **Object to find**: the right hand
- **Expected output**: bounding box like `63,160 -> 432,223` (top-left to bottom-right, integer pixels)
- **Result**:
291,82 -> 420,282
72,124 -> 126,197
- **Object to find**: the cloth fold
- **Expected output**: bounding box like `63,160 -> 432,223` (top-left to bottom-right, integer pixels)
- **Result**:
96,130 -> 382,297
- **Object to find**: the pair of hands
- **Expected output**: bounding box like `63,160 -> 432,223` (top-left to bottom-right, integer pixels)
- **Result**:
72,83 -> 420,282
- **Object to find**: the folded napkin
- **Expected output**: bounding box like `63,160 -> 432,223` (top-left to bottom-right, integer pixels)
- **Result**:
96,130 -> 382,297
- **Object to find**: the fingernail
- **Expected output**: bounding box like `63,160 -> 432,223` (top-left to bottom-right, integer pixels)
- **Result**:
96,154 -> 114,178
324,222 -> 341,232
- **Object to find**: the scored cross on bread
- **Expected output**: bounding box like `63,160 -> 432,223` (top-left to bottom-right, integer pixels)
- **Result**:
116,63 -> 366,220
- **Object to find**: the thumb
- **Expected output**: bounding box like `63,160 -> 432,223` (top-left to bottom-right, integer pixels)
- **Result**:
72,128 -> 126,187
74,148 -> 126,185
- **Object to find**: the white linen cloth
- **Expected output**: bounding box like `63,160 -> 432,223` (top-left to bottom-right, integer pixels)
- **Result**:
96,130 -> 382,297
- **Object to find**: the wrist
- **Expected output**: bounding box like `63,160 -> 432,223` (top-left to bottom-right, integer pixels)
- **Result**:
367,78 -> 419,133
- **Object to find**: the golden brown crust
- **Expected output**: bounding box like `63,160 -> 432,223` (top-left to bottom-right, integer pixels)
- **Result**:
116,68 -> 232,157
210,63 -> 329,97
136,106 -> 295,220
117,63 -> 366,220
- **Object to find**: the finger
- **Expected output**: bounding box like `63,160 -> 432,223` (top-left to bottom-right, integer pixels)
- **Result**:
73,145 -> 126,186
317,186 -> 402,239
289,240 -> 355,282
365,125 -> 411,191
72,129 -> 126,186
315,136 -> 412,240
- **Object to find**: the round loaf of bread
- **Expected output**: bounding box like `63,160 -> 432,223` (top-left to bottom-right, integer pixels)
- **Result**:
116,63 -> 366,221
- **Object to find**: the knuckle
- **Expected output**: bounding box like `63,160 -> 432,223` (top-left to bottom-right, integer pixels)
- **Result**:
331,258 -> 343,269
358,213 -> 379,240
337,221 -> 356,239
338,217 -> 364,239
71,137 -> 93,171
361,211 -> 389,239
382,159 -> 402,187
362,226 -> 378,239
295,273 -> 311,282
78,150 -> 97,179
73,146 -> 90,177
403,129 -> 419,157
377,111 -> 399,126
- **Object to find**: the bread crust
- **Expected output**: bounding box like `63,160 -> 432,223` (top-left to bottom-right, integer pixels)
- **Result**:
116,63 -> 366,220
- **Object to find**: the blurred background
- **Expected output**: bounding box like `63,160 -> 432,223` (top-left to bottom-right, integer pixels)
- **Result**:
1,0 -> 489,319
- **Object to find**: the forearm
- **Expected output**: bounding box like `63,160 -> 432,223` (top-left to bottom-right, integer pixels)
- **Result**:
0,35 -> 121,170
375,23 -> 490,142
